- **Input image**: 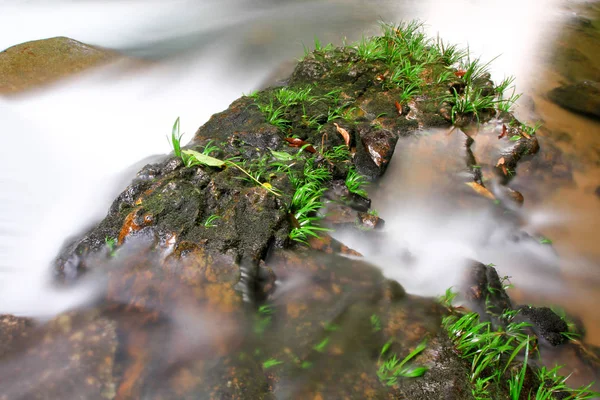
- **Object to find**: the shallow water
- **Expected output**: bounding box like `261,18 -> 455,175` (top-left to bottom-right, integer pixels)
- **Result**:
0,0 -> 598,379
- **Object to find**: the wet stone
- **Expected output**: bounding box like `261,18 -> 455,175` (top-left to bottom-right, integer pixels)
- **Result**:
356,212 -> 385,230
0,37 -> 118,95
0,315 -> 34,358
548,80 -> 600,120
0,310 -> 117,400
516,306 -> 569,346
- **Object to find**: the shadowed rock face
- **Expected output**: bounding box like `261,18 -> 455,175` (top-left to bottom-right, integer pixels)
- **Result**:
548,80 -> 600,120
0,37 -> 118,95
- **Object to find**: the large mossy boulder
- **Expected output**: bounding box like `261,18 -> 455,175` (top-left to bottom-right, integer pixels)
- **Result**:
5,23 -> 596,399
0,37 -> 118,95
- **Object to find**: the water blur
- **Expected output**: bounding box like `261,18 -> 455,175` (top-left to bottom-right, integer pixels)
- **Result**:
0,0 -> 598,353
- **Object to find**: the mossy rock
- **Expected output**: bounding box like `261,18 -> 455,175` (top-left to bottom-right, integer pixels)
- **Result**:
0,37 -> 118,95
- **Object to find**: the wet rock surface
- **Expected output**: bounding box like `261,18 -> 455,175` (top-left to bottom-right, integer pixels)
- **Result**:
548,80 -> 600,119
0,37 -> 118,95
0,315 -> 34,358
516,306 -> 569,346
5,27 -> 598,398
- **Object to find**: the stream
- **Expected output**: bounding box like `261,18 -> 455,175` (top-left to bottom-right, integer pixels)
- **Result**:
0,0 -> 599,394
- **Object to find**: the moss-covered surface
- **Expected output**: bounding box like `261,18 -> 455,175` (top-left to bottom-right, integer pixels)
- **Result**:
0,37 -> 118,94
2,22 -> 598,399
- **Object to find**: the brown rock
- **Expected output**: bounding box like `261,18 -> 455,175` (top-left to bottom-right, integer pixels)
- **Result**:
0,37 -> 118,95
0,315 -> 34,357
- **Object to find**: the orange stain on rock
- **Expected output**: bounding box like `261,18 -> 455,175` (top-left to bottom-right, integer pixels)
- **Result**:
286,302 -> 307,319
118,209 -> 142,245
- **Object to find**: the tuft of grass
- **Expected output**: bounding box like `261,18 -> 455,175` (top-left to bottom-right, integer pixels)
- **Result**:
438,287 -> 457,309
203,214 -> 221,228
377,339 -> 429,386
355,35 -> 386,62
262,358 -> 283,369
345,167 -> 368,198
442,291 -> 599,399
256,99 -> 290,131
313,337 -> 330,353
105,236 -> 117,257
522,122 -> 542,137
323,145 -> 350,163
370,314 -> 382,332
254,305 -> 274,335
434,35 -> 467,65
275,86 -> 313,108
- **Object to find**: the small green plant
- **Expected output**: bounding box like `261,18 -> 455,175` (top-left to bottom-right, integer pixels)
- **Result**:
256,99 -> 290,131
368,209 -> 379,217
203,214 -> 221,228
438,287 -> 457,309
355,35 -> 386,62
105,236 -> 117,257
377,339 -> 428,386
442,290 -> 599,399
459,52 -> 498,86
533,365 -> 598,399
370,314 -> 382,332
262,358 -> 283,369
522,122 -> 542,137
313,337 -> 330,353
323,145 -> 350,163
539,237 -> 552,245
275,86 -> 313,107
312,36 -> 334,53
508,336 -> 530,400
345,167 -> 368,197
254,305 -> 274,335
434,36 -> 466,65
449,85 -> 498,124
180,149 -> 280,197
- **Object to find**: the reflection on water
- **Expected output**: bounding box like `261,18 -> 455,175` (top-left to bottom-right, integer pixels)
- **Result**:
0,0 -> 598,364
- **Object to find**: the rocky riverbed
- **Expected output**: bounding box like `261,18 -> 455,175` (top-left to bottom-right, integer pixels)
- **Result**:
1,22 -> 599,400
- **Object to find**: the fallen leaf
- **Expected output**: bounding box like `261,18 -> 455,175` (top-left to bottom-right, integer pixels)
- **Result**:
496,157 -> 508,175
394,100 -> 402,115
454,69 -> 466,78
465,182 -> 495,200
521,130 -> 531,139
284,137 -> 316,153
333,123 -> 351,147
498,124 -> 507,139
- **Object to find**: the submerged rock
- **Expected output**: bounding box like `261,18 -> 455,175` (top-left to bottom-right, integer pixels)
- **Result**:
0,37 -> 118,95
548,80 -> 600,119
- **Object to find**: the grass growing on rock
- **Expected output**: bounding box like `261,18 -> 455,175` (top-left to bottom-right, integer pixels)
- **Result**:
441,288 -> 599,399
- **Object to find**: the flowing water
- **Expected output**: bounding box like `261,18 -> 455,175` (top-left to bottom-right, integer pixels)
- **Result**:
0,0 -> 599,389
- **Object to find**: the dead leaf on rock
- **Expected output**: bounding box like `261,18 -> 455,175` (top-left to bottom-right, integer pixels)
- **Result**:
284,137 -> 316,153
394,100 -> 402,115
496,157 -> 508,176
465,182 -> 495,200
498,124 -> 507,139
333,123 -> 350,147
521,130 -> 531,139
